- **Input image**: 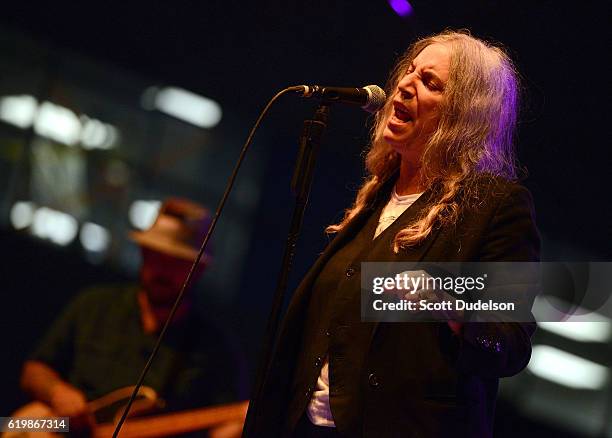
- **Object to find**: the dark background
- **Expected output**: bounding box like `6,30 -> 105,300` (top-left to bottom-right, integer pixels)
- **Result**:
0,1 -> 610,436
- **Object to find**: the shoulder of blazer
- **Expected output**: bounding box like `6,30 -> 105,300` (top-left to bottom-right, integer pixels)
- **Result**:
454,174 -> 533,218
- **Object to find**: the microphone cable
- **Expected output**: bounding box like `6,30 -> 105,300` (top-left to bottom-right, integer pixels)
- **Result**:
111,85 -> 303,438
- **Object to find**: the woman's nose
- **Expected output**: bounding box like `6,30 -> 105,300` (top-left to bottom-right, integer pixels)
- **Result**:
397,76 -> 415,100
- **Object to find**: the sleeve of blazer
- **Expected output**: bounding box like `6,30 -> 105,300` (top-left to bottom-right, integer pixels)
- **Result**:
454,183 -> 541,378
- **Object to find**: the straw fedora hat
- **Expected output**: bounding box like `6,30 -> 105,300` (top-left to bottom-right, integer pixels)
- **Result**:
129,198 -> 212,263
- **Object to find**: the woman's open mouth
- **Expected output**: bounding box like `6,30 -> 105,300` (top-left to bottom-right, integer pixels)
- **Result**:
388,103 -> 413,129
394,105 -> 412,122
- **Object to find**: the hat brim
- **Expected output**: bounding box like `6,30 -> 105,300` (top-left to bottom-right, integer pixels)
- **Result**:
130,230 -> 209,264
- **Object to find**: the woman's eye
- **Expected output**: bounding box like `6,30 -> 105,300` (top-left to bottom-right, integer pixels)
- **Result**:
424,77 -> 441,91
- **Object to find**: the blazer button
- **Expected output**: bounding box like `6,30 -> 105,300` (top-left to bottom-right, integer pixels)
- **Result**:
314,356 -> 322,367
305,387 -> 313,398
346,267 -> 356,277
368,373 -> 380,388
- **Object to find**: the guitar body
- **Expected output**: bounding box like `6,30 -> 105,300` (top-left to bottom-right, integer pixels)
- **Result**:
4,387 -> 247,438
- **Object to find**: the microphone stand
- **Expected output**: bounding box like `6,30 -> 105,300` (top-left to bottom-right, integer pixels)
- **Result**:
242,102 -> 330,437
109,86 -> 303,438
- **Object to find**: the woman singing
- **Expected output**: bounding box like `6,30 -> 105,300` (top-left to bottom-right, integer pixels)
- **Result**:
251,30 -> 540,438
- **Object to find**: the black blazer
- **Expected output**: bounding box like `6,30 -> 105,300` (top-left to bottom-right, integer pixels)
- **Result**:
250,175 -> 540,437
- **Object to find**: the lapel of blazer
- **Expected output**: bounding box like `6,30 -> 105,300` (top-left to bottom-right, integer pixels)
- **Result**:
278,178 -> 443,355
285,174 -> 406,321
365,186 -> 443,346
280,203 -> 377,335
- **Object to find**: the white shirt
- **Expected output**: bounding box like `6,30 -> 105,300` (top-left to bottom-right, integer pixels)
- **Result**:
306,188 -> 423,427
306,358 -> 335,426
374,189 -> 423,239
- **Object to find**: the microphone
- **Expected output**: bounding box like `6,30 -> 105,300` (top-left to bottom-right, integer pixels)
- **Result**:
296,84 -> 386,113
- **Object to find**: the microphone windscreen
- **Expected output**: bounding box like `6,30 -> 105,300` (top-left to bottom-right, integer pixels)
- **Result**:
363,85 -> 386,113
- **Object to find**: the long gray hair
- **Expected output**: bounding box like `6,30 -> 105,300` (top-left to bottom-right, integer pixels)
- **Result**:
327,30 -> 521,252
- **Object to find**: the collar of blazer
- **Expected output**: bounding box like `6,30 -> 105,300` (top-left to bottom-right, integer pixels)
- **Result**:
323,174 -> 441,266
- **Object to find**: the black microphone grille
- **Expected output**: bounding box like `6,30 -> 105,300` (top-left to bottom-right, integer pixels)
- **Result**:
362,85 -> 387,113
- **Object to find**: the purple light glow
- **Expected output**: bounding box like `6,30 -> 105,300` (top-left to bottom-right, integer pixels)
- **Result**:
388,0 -> 413,17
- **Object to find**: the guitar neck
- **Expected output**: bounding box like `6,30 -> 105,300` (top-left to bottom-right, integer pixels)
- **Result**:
93,400 -> 248,438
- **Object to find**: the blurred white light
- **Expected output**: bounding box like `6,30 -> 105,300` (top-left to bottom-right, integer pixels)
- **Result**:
129,200 -> 161,230
102,124 -> 119,149
0,96 -> 119,150
31,207 -> 78,246
10,201 -> 36,229
80,117 -> 106,148
538,321 -> 611,343
528,345 -> 608,390
80,116 -> 119,150
145,86 -> 222,128
534,296 -> 612,343
0,95 -> 38,128
80,222 -> 111,252
34,101 -> 81,145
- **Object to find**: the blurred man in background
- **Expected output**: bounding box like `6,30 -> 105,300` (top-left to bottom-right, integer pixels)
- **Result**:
18,198 -> 247,436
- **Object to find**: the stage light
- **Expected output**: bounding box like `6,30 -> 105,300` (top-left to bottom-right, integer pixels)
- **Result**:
0,95 -> 38,128
0,95 -> 119,149
528,345 -> 608,390
10,201 -> 36,229
103,124 -> 119,149
34,102 -> 81,146
142,86 -> 222,128
31,207 -> 79,246
80,222 -> 111,252
388,0 -> 413,17
80,116 -> 119,150
538,321 -> 611,343
533,296 -> 612,342
129,200 -> 161,230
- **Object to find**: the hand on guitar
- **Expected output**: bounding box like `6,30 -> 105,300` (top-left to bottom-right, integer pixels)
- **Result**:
20,360 -> 95,434
48,381 -> 87,417
48,381 -> 94,431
